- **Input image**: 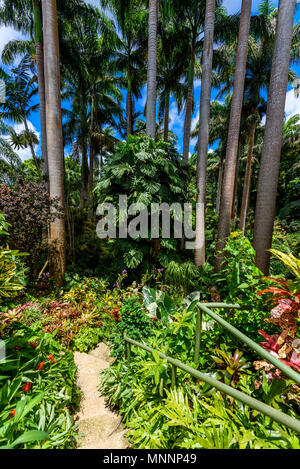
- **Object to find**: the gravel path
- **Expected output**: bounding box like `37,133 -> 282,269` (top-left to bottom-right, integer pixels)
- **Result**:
74,343 -> 129,449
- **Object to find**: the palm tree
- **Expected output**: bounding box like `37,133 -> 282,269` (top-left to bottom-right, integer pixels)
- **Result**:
0,0 -> 48,183
253,0 -> 297,275
33,0 -> 48,185
157,20 -> 188,142
42,0 -> 66,285
194,0 -> 216,267
146,0 -> 158,138
0,57 -> 42,179
215,0 -> 252,273
0,119 -> 22,181
100,0 -> 147,137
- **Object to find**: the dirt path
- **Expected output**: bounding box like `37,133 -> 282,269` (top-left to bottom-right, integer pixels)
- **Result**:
74,343 -> 129,449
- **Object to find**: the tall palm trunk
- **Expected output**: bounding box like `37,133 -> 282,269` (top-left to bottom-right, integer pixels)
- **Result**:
163,90 -> 170,142
239,122 -> 256,234
253,0 -> 296,275
80,135 -> 89,208
194,0 -> 216,267
215,0 -> 252,272
182,53 -> 195,163
216,157 -> 224,215
231,152 -> 240,225
146,0 -> 158,139
33,0 -> 48,188
127,82 -> 133,137
88,95 -> 95,221
42,0 -> 66,286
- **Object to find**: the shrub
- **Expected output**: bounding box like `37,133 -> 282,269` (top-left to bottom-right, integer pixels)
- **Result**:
0,325 -> 79,449
109,297 -> 153,357
0,180 -> 62,278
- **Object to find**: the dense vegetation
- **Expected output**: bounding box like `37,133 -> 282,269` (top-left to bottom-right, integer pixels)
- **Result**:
0,0 -> 299,450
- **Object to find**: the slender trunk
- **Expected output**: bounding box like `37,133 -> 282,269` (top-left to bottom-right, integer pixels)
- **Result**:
231,153 -> 240,224
23,115 -> 42,180
182,54 -> 195,163
253,0 -> 296,275
42,0 -> 66,286
88,97 -> 96,221
80,136 -> 89,208
146,0 -> 158,139
127,83 -> 133,137
216,157 -> 224,215
33,0 -> 48,189
163,91 -> 170,142
215,0 -> 252,272
194,0 -> 216,267
239,122 -> 256,234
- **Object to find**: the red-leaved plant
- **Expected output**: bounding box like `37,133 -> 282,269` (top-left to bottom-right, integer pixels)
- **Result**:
254,250 -> 300,381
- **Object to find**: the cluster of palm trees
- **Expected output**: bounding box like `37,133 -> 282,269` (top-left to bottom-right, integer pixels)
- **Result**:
0,0 -> 299,284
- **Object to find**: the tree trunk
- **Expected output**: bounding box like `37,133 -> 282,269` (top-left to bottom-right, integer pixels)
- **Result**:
216,157 -> 224,215
23,114 -> 42,180
194,0 -> 216,267
163,91 -> 170,142
146,0 -> 158,139
33,0 -> 48,189
253,0 -> 296,275
215,0 -> 252,272
182,55 -> 195,163
239,122 -> 256,234
231,152 -> 240,227
127,83 -> 133,137
42,0 -> 66,286
80,135 -> 89,208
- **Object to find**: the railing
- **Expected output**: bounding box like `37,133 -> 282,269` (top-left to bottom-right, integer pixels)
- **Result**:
123,302 -> 300,434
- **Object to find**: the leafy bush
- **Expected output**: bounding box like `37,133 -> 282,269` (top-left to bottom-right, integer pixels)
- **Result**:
0,212 -> 27,305
73,327 -> 103,353
100,354 -> 300,449
109,297 -> 153,357
254,249 -> 300,380
0,180 -> 62,278
0,325 -> 80,448
95,134 -> 189,272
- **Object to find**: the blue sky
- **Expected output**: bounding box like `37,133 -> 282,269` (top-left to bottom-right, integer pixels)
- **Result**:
0,0 -> 299,160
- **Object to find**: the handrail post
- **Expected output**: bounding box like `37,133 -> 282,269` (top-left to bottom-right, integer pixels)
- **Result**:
194,308 -> 202,365
171,364 -> 177,388
126,342 -> 131,362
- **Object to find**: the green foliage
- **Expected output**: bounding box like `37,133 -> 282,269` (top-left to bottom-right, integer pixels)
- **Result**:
100,355 -> 300,449
0,325 -> 79,449
0,247 -> 27,303
95,134 -> 189,272
142,285 -> 176,323
109,297 -> 153,357
0,212 -> 27,305
73,327 -> 103,353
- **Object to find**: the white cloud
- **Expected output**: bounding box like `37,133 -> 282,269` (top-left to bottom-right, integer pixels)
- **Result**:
0,26 -> 27,59
285,89 -> 300,119
84,0 -> 99,6
169,100 -> 184,131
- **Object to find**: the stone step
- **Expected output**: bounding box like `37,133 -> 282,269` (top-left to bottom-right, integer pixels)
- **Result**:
77,414 -> 128,450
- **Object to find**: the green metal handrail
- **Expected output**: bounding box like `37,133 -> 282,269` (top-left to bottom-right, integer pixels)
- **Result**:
194,303 -> 300,386
123,302 -> 300,434
124,333 -> 300,433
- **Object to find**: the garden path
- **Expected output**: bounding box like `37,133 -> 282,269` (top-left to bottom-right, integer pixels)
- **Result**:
74,343 -> 129,449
